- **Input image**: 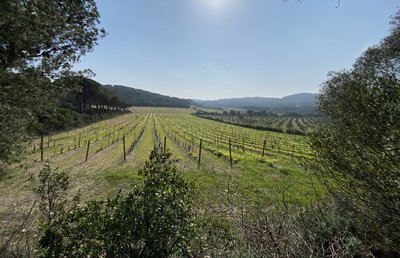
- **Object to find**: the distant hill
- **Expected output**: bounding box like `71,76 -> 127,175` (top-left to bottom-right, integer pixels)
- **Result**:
103,85 -> 193,108
194,93 -> 319,114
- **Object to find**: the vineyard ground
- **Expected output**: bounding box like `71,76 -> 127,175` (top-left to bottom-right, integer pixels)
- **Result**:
0,107 -> 323,234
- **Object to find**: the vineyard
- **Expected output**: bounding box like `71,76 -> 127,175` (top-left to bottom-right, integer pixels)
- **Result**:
1,107 -> 321,231
194,110 -> 323,135
27,107 -> 315,166
0,106 -> 325,256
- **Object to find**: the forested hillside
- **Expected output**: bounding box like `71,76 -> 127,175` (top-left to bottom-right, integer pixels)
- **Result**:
104,85 -> 193,108
194,93 -> 318,114
61,78 -> 128,113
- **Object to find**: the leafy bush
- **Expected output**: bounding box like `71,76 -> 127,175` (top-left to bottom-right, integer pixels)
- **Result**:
35,163 -> 70,223
37,148 -> 196,257
294,196 -> 370,258
311,8 -> 400,256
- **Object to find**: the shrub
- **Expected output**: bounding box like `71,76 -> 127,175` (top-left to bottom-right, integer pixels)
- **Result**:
37,147 -> 196,257
35,162 -> 70,223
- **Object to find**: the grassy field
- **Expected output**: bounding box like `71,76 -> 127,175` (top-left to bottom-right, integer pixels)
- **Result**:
0,107 -> 322,245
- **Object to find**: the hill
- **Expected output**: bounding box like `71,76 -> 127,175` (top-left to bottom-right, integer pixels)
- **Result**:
103,85 -> 193,108
194,93 -> 318,114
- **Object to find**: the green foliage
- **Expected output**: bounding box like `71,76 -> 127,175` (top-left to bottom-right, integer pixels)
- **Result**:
103,84 -> 193,108
0,0 -> 105,73
311,8 -> 400,256
62,77 -> 128,114
33,107 -> 81,133
37,148 -> 196,257
0,68 -> 55,163
0,101 -> 30,164
295,197 -> 369,257
137,147 -> 196,256
0,0 -> 105,166
35,163 -> 70,223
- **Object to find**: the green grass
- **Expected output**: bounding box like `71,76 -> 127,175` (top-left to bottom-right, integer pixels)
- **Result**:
102,168 -> 142,186
0,107 -> 325,231
0,107 -> 328,258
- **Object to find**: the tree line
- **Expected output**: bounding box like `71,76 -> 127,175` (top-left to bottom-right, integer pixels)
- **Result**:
103,85 -> 193,108
61,77 -> 129,114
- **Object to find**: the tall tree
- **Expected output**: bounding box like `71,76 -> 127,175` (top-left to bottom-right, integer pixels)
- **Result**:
0,0 -> 105,167
311,9 -> 400,256
0,0 -> 105,74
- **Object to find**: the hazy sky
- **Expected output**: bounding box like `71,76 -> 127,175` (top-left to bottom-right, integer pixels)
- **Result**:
73,0 -> 399,100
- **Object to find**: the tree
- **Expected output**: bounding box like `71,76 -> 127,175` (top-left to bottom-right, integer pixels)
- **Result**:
0,0 -> 105,74
60,77 -> 128,113
0,0 -> 105,167
37,148 -> 196,257
311,9 -> 400,256
77,77 -> 102,113
0,68 -> 55,164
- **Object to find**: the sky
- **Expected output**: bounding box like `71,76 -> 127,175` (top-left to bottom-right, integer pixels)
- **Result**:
73,0 -> 399,100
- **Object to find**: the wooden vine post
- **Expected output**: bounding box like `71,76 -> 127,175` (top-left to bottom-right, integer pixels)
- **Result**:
164,136 -> 167,154
123,135 -> 126,161
85,140 -> 91,162
198,139 -> 203,169
229,139 -> 233,169
40,134 -> 44,162
262,139 -> 266,158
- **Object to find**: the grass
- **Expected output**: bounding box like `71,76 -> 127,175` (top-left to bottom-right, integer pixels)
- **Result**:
0,107 -> 329,258
0,107 -> 325,239
102,168 -> 142,186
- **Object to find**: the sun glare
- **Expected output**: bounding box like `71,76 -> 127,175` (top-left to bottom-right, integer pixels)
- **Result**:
196,0 -> 241,16
202,0 -> 231,11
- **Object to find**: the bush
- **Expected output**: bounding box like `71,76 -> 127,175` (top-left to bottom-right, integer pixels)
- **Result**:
35,163 -> 70,223
37,148 -> 196,257
311,8 -> 400,256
